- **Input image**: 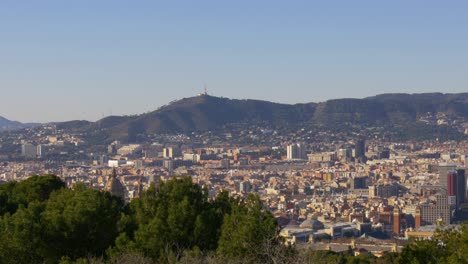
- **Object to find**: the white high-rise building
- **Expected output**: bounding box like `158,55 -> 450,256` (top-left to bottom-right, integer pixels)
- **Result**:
287,143 -> 305,160
21,143 -> 40,158
239,181 -> 252,193
163,147 -> 181,158
36,145 -> 43,158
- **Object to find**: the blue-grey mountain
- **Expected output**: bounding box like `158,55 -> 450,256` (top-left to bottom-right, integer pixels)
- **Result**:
0,116 -> 33,131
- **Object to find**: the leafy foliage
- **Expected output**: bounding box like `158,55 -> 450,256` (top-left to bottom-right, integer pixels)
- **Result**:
0,174 -> 65,215
396,224 -> 468,264
41,184 -> 123,261
217,193 -> 278,261
0,178 -> 121,263
113,177 -> 244,262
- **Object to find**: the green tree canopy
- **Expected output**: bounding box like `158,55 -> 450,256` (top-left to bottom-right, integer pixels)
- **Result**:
0,182 -> 122,263
128,177 -> 212,260
0,175 -> 65,215
217,193 -> 278,261
0,202 -> 45,264
41,184 -> 123,261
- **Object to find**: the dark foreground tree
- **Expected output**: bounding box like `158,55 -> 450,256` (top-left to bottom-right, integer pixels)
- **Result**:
217,193 -> 279,262
0,202 -> 45,264
113,177 -> 222,261
0,181 -> 122,263
0,174 -> 65,215
41,184 -> 123,261
396,223 -> 468,264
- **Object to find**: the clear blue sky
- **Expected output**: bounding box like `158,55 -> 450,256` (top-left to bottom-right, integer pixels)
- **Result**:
1,0 -> 467,123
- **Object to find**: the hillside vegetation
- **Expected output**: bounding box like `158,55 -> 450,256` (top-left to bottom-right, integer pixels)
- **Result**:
54,93 -> 468,142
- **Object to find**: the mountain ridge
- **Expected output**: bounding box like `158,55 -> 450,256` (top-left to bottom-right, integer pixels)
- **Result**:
54,92 -> 468,142
0,116 -> 36,131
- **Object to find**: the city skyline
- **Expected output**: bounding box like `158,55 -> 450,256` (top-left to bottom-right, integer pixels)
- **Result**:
1,1 -> 468,122
0,2 -> 467,263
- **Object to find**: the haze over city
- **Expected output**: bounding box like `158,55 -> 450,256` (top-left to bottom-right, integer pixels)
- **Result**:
1,0 -> 467,123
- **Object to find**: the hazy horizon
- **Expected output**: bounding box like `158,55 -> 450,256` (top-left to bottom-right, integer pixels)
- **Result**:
1,1 -> 467,123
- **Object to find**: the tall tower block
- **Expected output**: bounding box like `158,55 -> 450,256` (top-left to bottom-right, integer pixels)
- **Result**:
393,207 -> 401,236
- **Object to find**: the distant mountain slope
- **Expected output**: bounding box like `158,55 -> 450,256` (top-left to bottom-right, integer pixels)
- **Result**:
56,93 -> 468,141
0,116 -> 33,131
92,95 -> 317,141
365,93 -> 468,119
312,98 -> 387,125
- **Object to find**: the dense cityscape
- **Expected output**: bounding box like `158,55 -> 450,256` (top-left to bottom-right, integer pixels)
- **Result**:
2,2 -> 468,263
0,93 -> 467,263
